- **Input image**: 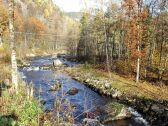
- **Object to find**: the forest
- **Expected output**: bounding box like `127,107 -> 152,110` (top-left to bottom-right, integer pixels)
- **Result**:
0,0 -> 168,126
76,0 -> 168,84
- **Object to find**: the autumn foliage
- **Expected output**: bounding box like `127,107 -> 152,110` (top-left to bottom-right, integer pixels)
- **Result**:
29,17 -> 46,33
77,0 -> 168,84
14,9 -> 24,31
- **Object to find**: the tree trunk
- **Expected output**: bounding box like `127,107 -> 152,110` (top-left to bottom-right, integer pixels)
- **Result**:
136,22 -> 141,83
136,50 -> 140,83
136,1 -> 143,83
158,20 -> 164,81
9,0 -> 18,92
136,26 -> 140,83
104,21 -> 111,77
136,25 -> 140,83
0,36 -> 2,47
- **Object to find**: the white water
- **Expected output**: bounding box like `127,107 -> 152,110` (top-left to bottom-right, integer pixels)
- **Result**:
128,107 -> 149,126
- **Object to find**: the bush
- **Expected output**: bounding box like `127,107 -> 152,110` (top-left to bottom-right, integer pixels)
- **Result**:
113,60 -> 134,76
0,116 -> 18,126
2,54 -> 11,63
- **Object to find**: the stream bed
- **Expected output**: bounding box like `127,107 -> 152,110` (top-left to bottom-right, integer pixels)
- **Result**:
20,55 -> 149,126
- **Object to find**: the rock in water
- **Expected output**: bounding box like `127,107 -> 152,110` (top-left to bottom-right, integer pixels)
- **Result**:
49,81 -> 62,91
40,100 -> 46,105
67,87 -> 79,95
53,59 -> 63,67
55,80 -> 62,88
83,118 -> 104,126
50,85 -> 58,91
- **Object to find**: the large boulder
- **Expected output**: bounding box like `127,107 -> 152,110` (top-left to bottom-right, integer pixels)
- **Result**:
53,59 -> 63,67
83,118 -> 104,126
100,102 -> 131,123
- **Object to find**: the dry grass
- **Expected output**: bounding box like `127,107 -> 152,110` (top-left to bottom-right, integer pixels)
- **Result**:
0,44 -> 11,64
0,63 -> 11,82
0,46 -> 6,59
69,65 -> 168,101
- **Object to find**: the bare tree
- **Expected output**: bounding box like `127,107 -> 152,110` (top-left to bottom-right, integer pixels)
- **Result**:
9,0 -> 18,92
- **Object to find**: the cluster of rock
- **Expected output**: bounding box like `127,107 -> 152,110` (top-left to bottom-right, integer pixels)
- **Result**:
71,75 -> 122,100
84,78 -> 122,99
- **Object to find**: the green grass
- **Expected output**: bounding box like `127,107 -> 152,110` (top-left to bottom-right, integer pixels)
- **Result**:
0,82 -> 42,126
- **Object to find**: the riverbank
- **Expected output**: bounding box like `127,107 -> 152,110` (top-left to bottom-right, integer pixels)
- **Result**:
65,64 -> 168,126
0,64 -> 43,126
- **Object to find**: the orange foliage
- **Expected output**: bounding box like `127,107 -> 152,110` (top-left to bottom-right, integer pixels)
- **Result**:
14,9 -> 24,31
29,17 -> 46,33
0,2 -> 8,35
123,0 -> 149,59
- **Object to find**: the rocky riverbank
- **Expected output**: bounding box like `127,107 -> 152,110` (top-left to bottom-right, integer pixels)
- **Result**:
65,66 -> 168,126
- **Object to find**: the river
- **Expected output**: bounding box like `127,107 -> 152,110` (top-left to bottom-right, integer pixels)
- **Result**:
19,55 -> 149,126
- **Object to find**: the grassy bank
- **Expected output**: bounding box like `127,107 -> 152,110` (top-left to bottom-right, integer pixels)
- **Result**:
0,64 -> 43,126
66,64 -> 168,102
0,45 -> 41,126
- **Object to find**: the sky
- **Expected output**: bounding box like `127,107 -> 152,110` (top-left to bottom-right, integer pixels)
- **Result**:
53,0 -> 86,12
53,0 -> 119,12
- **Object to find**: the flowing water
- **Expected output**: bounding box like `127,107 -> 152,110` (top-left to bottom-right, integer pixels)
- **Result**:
20,55 -> 149,126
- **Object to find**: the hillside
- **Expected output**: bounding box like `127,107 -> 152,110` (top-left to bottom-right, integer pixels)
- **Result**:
65,12 -> 83,21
